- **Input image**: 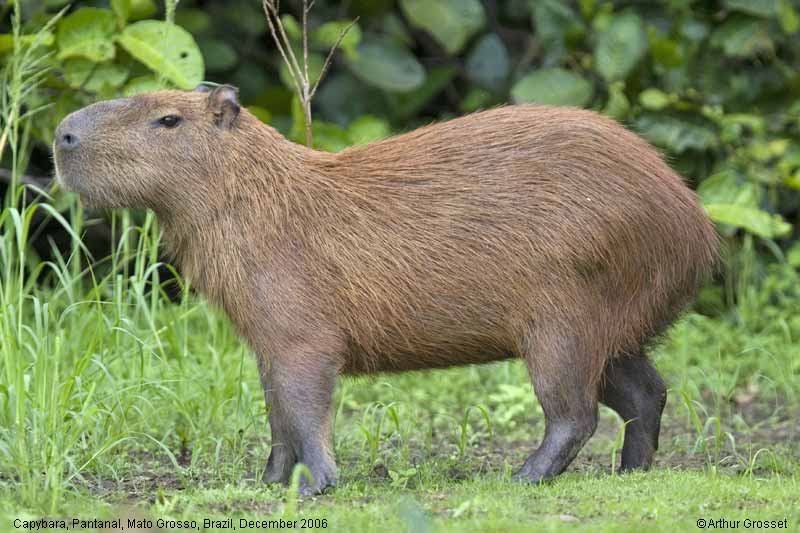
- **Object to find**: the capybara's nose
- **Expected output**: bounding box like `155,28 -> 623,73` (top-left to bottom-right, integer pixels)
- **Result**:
57,131 -> 80,151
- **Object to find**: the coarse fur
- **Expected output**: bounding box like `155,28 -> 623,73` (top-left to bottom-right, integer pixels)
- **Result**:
53,87 -> 719,493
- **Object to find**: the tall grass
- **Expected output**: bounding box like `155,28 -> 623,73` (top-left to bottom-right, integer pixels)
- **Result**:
0,0 -> 260,513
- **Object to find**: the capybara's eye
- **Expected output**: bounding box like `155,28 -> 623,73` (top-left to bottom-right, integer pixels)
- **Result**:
157,115 -> 182,128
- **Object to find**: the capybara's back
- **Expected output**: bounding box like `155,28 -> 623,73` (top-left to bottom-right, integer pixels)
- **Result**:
303,106 -> 718,378
54,87 -> 719,493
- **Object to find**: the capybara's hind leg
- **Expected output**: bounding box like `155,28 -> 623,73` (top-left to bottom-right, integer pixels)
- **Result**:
515,327 -> 599,483
599,354 -> 667,471
259,351 -> 340,495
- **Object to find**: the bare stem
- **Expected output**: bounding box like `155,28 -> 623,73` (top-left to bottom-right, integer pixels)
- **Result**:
262,0 -> 359,149
301,0 -> 312,147
310,16 -> 359,99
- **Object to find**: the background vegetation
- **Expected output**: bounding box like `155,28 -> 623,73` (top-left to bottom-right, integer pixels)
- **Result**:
0,0 -> 798,531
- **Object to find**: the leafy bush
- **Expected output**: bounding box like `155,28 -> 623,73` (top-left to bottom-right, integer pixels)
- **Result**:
2,0 -> 800,265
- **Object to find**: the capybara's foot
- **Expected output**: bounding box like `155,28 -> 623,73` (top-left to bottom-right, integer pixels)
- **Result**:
262,455 -> 337,495
296,464 -> 337,496
261,444 -> 296,485
511,466 -> 550,485
600,355 -> 667,471
513,417 -> 597,484
262,466 -> 288,485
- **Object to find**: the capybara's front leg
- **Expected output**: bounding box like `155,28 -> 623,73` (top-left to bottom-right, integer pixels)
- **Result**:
257,355 -> 297,484
260,351 -> 340,495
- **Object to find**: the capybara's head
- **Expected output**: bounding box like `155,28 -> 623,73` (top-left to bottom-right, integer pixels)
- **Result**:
53,85 -> 242,211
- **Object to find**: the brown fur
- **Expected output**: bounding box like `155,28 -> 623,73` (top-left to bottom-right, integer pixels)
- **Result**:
53,88 -> 719,492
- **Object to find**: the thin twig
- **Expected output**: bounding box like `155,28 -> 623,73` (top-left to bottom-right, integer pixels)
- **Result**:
271,5 -> 305,93
310,16 -> 359,99
302,0 -> 312,146
303,1 -> 311,90
261,0 -> 359,148
262,0 -> 303,94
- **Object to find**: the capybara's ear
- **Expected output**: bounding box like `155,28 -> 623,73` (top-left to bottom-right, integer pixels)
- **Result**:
205,84 -> 240,129
193,83 -> 213,93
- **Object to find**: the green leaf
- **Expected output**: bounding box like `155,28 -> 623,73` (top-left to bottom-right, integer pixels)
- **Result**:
129,0 -> 158,21
247,105 -> 272,124
348,116 -> 391,145
511,68 -> 593,107
459,87 -> 492,113
313,122 -> 352,152
466,33 -> 510,90
725,0 -> 778,17
281,15 -> 302,41
223,3 -> 266,36
705,204 -> 792,239
174,9 -> 212,35
393,65 -> 457,118
603,81 -> 630,120
635,114 -> 716,153
787,242 -> 800,267
382,12 -> 414,46
313,21 -> 363,57
199,39 -> 238,72
532,0 -> 584,62
399,0 -> 486,54
784,171 -> 800,189
647,28 -> 685,68
111,0 -> 130,25
117,21 -> 204,89
719,114 -> 766,143
346,38 -> 425,92
681,19 -> 709,42
639,88 -> 671,110
710,15 -> 773,57
123,75 -> 161,96
778,0 -> 800,33
532,0 -> 576,45
698,170 -> 762,206
579,0 -> 597,18
594,12 -> 647,82
316,73 -> 386,125
57,7 -> 116,62
0,32 -> 54,55
63,58 -> 128,92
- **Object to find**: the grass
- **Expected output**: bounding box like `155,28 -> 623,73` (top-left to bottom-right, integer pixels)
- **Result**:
1,4 -> 799,530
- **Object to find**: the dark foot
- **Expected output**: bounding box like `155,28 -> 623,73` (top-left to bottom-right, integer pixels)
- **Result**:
296,461 -> 337,496
600,354 -> 667,471
514,416 -> 597,483
262,451 -> 337,495
262,443 -> 296,484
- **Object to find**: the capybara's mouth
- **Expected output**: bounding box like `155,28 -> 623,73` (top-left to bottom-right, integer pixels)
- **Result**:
52,149 -> 80,192
52,153 -> 104,207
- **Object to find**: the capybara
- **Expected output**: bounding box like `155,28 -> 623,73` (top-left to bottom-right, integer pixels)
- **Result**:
53,85 -> 719,493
